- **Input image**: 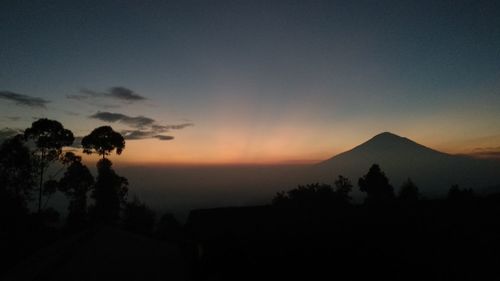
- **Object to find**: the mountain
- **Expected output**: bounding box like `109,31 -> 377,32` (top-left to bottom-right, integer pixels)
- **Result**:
313,132 -> 500,196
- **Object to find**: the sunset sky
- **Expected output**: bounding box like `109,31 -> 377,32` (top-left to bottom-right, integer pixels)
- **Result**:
1,0 -> 500,165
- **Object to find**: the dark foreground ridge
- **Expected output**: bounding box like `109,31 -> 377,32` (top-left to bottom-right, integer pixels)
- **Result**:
3,226 -> 187,281
184,197 -> 500,281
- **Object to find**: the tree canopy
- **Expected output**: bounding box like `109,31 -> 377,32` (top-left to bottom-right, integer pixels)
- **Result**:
81,126 -> 125,159
24,118 -> 74,212
358,164 -> 394,203
24,118 -> 74,161
59,153 -> 94,228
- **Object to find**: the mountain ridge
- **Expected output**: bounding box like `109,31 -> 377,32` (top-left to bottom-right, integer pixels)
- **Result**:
313,132 -> 500,195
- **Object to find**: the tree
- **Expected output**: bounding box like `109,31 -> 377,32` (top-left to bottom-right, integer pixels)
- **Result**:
334,175 -> 353,202
81,126 -> 125,159
398,178 -> 420,202
58,153 -> 94,229
272,183 -> 336,208
447,184 -> 475,201
358,164 -> 394,203
24,119 -> 74,213
81,126 -> 127,222
0,134 -> 35,214
91,158 -> 128,222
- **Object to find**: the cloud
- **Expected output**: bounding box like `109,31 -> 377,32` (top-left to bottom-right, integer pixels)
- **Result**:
63,111 -> 80,116
152,123 -> 194,132
154,135 -> 175,141
0,91 -> 49,108
107,87 -> 146,101
90,112 -> 155,129
89,111 -> 192,141
121,130 -> 174,141
471,146 -> 500,158
67,87 -> 146,105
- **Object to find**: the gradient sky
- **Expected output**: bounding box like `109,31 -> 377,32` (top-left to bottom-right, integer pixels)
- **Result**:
1,0 -> 500,164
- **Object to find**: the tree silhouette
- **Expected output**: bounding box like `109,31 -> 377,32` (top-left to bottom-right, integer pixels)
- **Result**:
24,118 -> 74,213
91,158 -> 128,222
81,126 -> 125,159
0,134 -> 34,214
81,126 -> 127,222
272,183 -> 336,208
358,164 -> 394,203
447,184 -> 475,201
58,153 -> 94,229
398,178 -> 420,202
334,175 -> 353,202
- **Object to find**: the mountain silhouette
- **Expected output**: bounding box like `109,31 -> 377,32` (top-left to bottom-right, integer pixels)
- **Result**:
314,132 -> 500,196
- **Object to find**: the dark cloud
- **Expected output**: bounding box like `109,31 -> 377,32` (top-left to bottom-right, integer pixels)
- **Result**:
152,123 -> 194,132
0,91 -> 49,108
108,87 -> 146,101
90,112 -> 155,129
121,130 -> 153,140
68,87 -> 146,104
121,130 -> 174,141
154,135 -> 175,141
90,111 -> 192,141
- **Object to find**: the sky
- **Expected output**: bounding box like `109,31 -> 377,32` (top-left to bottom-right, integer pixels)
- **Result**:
1,0 -> 500,165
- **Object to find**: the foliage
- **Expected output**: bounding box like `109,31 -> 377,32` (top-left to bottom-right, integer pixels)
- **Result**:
24,118 -> 74,162
0,135 -> 35,220
273,176 -> 353,208
0,135 -> 35,206
334,175 -> 353,202
24,118 -> 74,212
58,153 -> 94,229
447,184 -> 475,201
358,164 -> 395,203
81,126 -> 125,159
91,158 -> 128,222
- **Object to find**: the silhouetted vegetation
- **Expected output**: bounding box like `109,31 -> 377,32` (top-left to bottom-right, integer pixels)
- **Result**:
447,184 -> 475,201
58,152 -> 94,230
0,120 -> 157,276
90,158 -> 128,222
186,164 -> 500,281
0,134 -> 34,215
24,118 -> 74,213
358,163 -> 395,203
81,125 -> 125,159
272,175 -> 353,209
